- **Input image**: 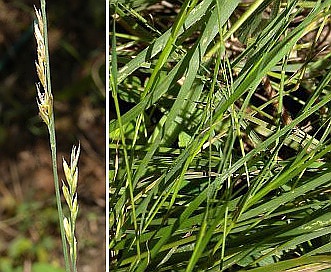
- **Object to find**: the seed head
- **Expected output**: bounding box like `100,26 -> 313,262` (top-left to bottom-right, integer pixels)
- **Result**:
62,144 -> 80,269
34,6 -> 52,125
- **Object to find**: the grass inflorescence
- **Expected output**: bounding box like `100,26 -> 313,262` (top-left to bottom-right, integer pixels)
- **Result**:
62,144 -> 80,272
34,1 -> 80,271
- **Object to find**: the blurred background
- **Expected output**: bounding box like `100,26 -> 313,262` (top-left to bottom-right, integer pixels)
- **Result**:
0,0 -> 105,271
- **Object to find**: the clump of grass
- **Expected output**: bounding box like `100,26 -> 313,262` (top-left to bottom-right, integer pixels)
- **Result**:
34,1 -> 80,271
110,1 -> 331,271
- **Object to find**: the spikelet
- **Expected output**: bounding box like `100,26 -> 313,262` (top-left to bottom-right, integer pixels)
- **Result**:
34,6 -> 53,125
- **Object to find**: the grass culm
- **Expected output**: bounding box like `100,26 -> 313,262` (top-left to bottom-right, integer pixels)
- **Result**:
34,1 -> 80,271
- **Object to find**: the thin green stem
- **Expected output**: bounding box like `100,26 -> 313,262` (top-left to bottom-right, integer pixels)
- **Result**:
111,5 -> 141,264
205,0 -> 265,59
40,1 -> 71,271
70,213 -> 77,272
142,0 -> 198,98
48,120 -> 71,272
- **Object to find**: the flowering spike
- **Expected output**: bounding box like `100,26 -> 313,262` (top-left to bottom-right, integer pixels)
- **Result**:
34,6 -> 52,125
61,143 -> 80,270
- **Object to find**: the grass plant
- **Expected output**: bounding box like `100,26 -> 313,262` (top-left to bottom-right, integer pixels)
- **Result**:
110,0 -> 331,271
34,1 -> 80,271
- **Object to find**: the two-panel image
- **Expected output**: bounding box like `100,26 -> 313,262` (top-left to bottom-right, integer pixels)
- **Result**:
1,0 -> 331,271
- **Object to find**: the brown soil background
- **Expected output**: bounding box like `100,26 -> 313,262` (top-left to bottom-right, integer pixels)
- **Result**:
0,0 -> 105,271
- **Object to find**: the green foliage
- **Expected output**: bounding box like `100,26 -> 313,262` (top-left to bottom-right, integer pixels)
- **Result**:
110,0 -> 331,271
0,261 -> 65,272
0,199 -> 59,269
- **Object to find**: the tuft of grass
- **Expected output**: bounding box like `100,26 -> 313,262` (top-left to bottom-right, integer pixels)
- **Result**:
110,0 -> 331,271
